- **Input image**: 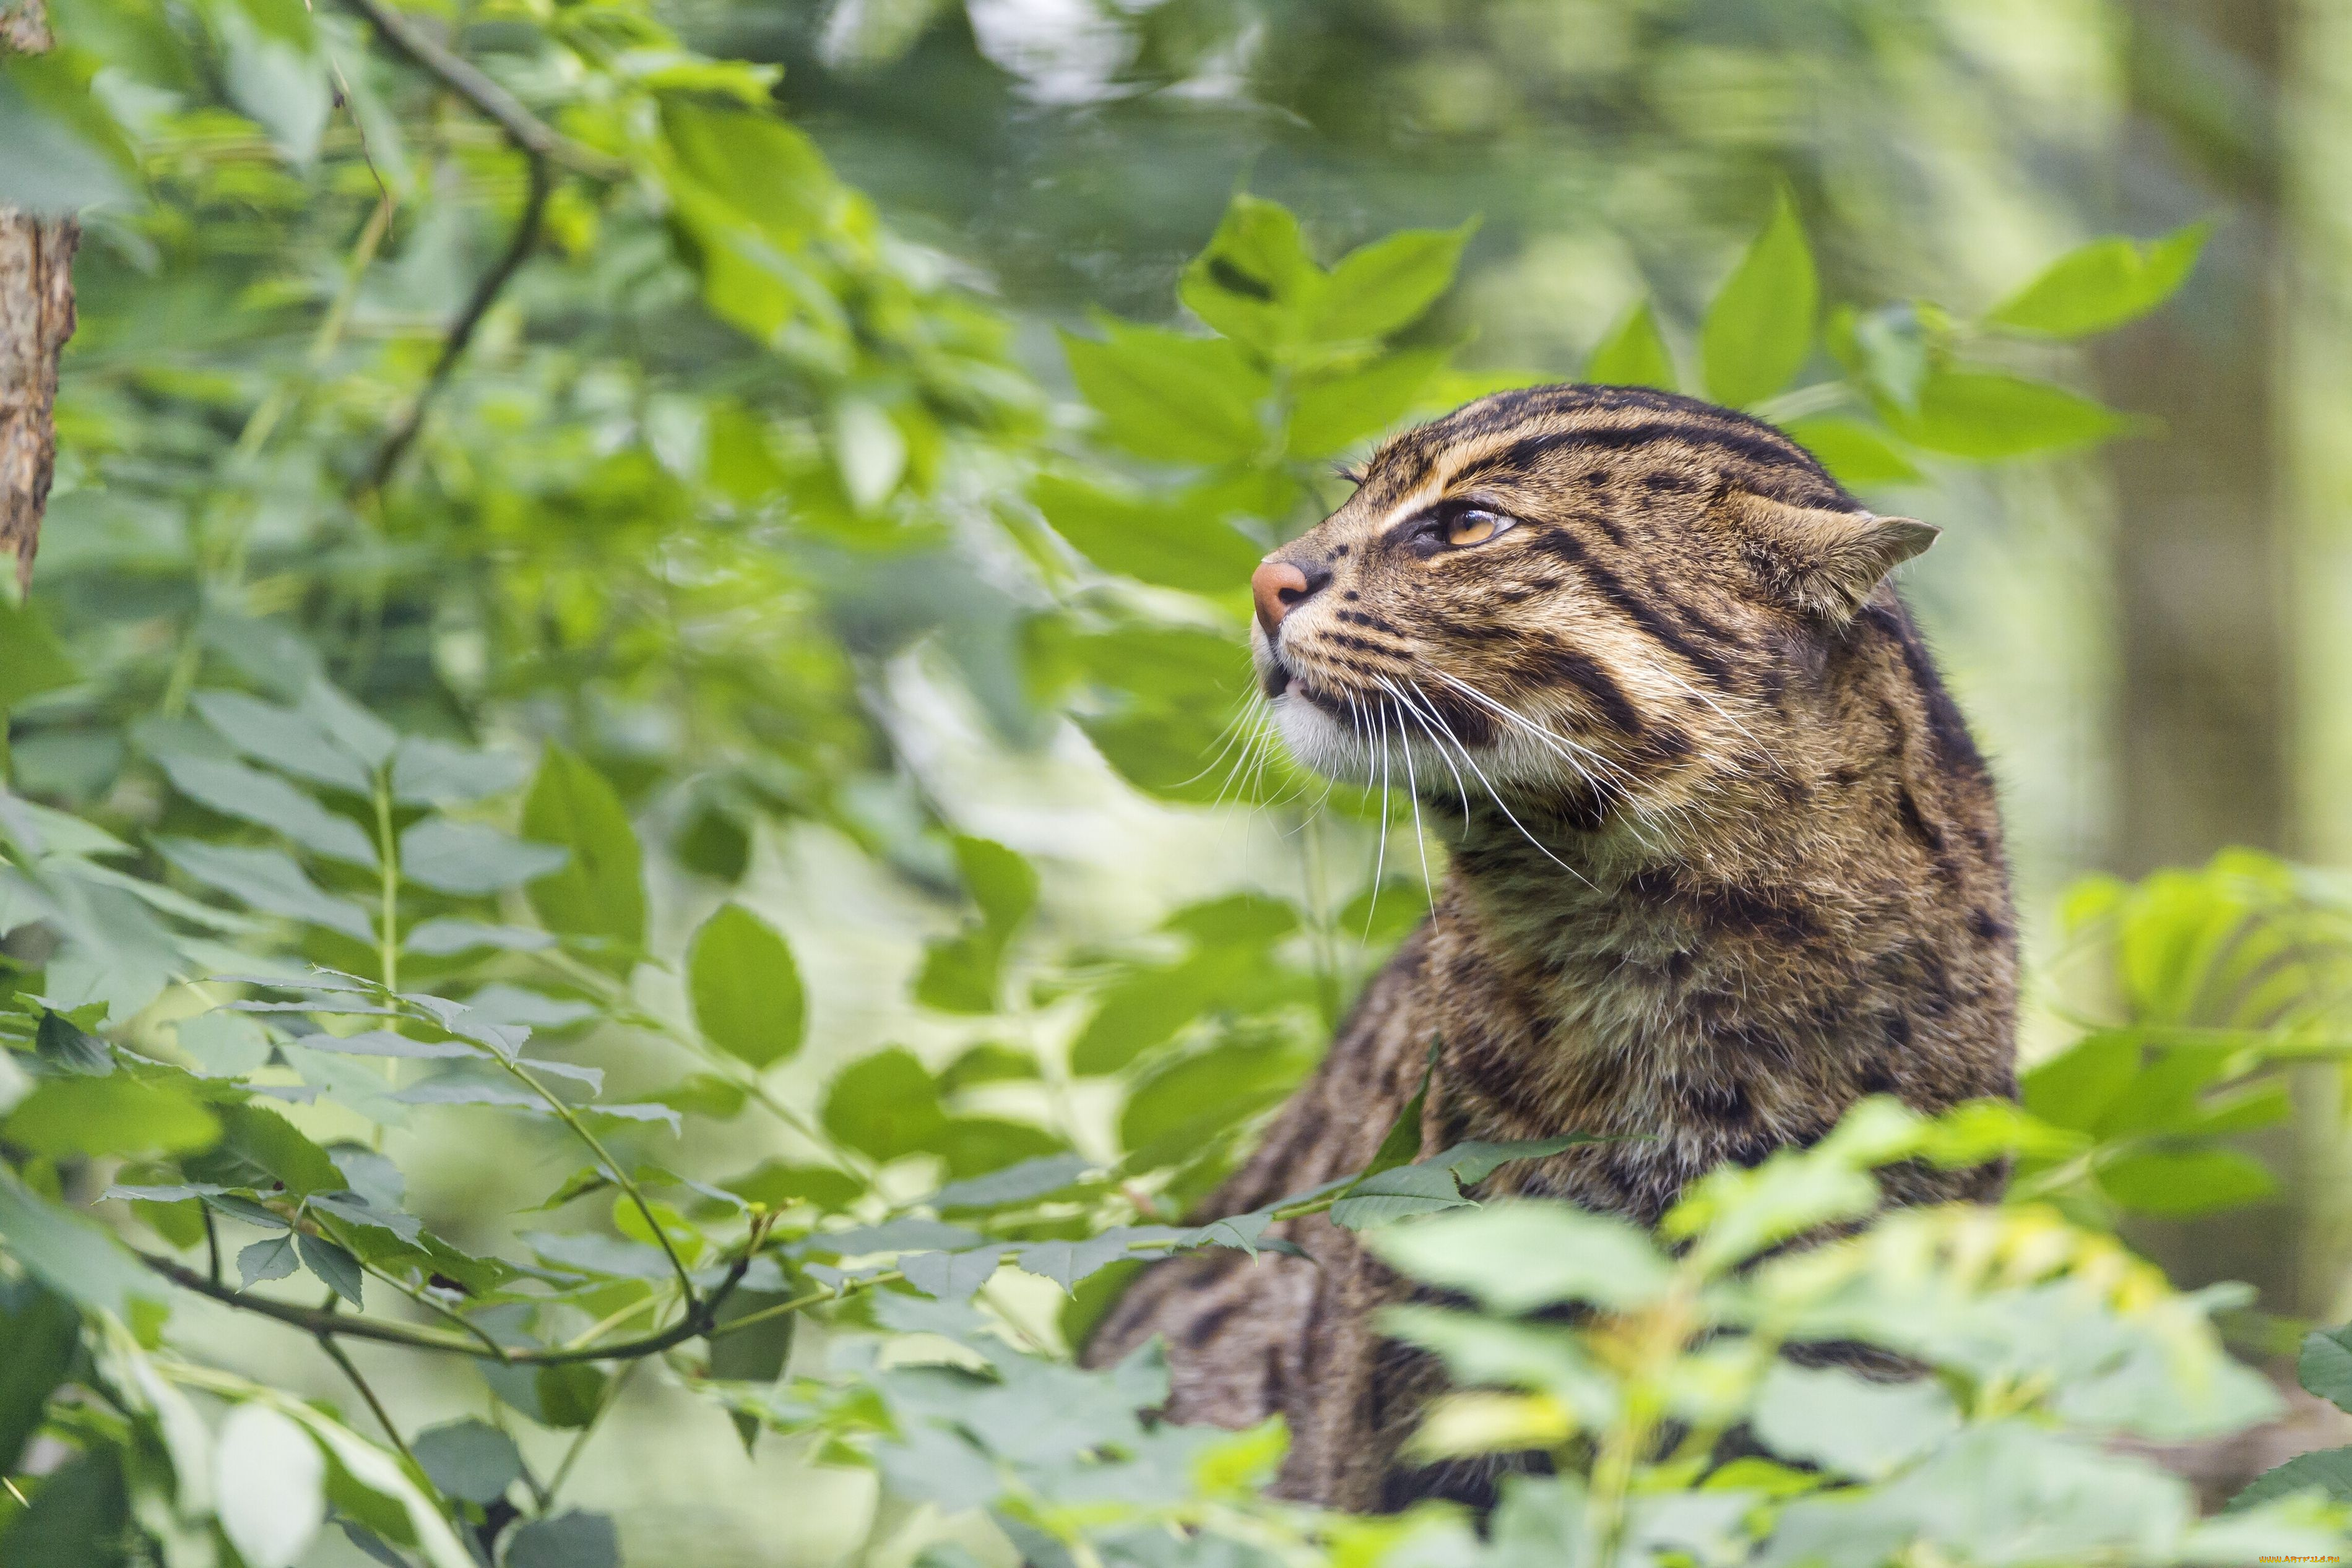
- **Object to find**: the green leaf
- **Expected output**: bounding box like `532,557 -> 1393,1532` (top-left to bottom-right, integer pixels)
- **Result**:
215,1402 -> 326,1568
1887,368 -> 2130,460
1987,223 -> 2210,338
953,835 -> 1035,937
2230,1445 -> 2352,1511
0,1447 -> 129,1566
2298,1325 -> 2352,1415
1284,348 -> 1450,459
928,1153 -> 1094,1213
1178,193 -> 1323,353
1329,1163 -> 1468,1230
1308,220 -> 1476,343
34,1008 -> 112,1075
1118,1032 -> 1310,1154
192,689 -> 372,795
0,61 -> 138,213
3,1073 -> 219,1158
410,1419 -> 524,1506
188,1103 -> 347,1197
1076,944 -> 1309,1077
157,838 -> 374,942
397,820 -> 567,895
722,1161 -> 864,1212
1780,415 -> 1922,488
298,1233 -> 365,1304
1752,1361 -> 1961,1481
688,903 -> 804,1070
238,1232 -> 299,1288
0,1278 -> 79,1474
1585,299 -> 1678,391
821,1048 -> 946,1163
215,0 -> 329,163
1369,1200 -> 1671,1312
1032,473 -> 1268,595
935,1117 -> 1064,1179
0,597 -> 78,713
1362,1043 -> 1438,1179
936,1043 -> 1040,1094
387,737 -> 530,806
521,746 -> 646,960
155,752 -> 379,868
1701,191 -> 1817,408
505,1510 -> 621,1568
0,1175 -> 165,1316
1063,621 -> 1269,806
899,1248 -> 1002,1304
1012,1231 -> 1139,1293
2096,1145 -> 2276,1217
402,920 -> 554,957
2020,1032 -> 2140,1133
1061,321 -> 1268,465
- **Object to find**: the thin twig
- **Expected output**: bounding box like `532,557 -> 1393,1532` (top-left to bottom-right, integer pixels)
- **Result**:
542,1359 -> 640,1507
363,156 -> 551,492
135,1238 -> 767,1366
315,1325 -> 419,1471
331,0 -> 619,177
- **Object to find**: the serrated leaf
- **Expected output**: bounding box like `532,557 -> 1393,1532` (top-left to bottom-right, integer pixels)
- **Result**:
298,1233 -> 365,1304
1701,191 -> 1817,408
899,1248 -> 1003,1304
1285,348 -> 1450,459
3,1073 -> 220,1158
1061,321 -> 1268,465
238,1233 -> 299,1287
688,903 -> 803,1069
2299,1325 -> 2352,1415
928,1154 -> 1094,1212
1330,1163 -> 1467,1230
1012,1231 -> 1139,1292
1309,221 -> 1475,343
2229,1445 -> 2352,1510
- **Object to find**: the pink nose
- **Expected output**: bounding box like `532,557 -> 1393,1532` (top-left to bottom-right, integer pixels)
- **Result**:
1252,558 -> 1313,637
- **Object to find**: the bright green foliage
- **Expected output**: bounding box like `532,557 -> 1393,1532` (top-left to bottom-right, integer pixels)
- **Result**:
0,6 -> 2320,1561
1989,223 -> 2212,337
689,904 -> 804,1069
2235,1323 -> 2352,1510
2013,851 -> 2352,1223
1702,189 -> 1818,408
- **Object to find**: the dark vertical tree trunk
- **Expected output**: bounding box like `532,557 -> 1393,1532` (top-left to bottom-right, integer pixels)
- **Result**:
0,0 -> 78,597
2101,0 -> 2304,1311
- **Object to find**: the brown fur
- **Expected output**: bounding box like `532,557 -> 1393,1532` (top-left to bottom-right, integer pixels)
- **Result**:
1084,385 -> 2018,1510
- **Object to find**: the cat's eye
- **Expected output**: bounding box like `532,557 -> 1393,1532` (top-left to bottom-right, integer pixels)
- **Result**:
1446,509 -> 1511,547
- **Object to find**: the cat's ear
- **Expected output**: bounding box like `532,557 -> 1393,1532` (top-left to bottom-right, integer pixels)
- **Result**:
1727,494 -> 1940,622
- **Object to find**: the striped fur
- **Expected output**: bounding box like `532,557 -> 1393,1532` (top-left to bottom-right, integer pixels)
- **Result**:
1084,385 -> 2018,1510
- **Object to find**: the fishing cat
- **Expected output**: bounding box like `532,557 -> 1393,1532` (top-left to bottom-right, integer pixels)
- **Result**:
1084,384 -> 2018,1509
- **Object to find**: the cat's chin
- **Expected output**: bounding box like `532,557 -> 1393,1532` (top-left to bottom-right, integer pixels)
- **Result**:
1267,690 -> 1609,806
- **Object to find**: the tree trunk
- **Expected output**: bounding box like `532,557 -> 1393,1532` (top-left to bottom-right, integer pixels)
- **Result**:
0,0 -> 79,597
2101,0 -> 2305,1312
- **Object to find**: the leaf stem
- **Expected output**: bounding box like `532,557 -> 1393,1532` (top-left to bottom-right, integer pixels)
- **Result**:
501,1056 -> 701,1307
315,1322 -> 419,1473
541,1359 -> 641,1508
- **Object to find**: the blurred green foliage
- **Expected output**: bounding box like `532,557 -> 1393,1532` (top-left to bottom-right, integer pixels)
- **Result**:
0,0 -> 2346,1564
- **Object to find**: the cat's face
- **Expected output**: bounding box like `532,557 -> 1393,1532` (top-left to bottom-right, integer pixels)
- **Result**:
1250,385 -> 1936,822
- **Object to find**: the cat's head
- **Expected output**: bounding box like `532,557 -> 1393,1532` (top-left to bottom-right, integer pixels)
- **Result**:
1250,384 -> 1936,821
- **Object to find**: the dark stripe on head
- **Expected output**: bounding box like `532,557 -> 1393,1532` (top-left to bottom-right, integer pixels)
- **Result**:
1516,634 -> 1644,736
1527,530 -> 1745,688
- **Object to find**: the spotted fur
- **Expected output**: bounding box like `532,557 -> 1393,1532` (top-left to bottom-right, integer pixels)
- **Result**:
1084,384 -> 2018,1510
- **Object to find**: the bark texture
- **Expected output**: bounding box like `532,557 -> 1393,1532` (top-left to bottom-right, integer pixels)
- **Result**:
0,0 -> 79,595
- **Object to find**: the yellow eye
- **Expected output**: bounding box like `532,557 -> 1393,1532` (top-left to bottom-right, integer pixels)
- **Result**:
1446,509 -> 1508,547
